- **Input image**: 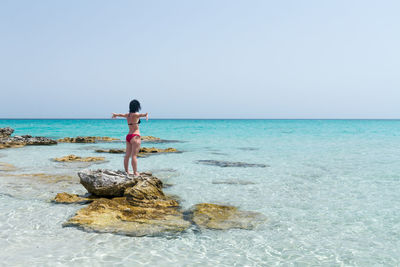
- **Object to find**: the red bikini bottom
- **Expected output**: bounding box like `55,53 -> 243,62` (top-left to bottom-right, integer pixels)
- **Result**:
126,134 -> 140,142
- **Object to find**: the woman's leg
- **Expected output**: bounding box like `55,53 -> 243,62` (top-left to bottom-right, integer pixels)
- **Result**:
124,141 -> 133,174
130,137 -> 141,176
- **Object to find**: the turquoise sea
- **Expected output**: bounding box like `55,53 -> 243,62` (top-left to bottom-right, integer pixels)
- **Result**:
0,119 -> 400,266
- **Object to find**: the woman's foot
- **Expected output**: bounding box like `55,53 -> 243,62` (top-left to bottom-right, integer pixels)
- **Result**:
134,171 -> 140,177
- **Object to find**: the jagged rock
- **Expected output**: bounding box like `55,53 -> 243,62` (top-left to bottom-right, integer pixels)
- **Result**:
195,160 -> 269,168
0,162 -> 17,171
63,197 -> 190,237
124,177 -> 179,208
0,133 -> 57,149
0,127 -> 14,138
190,203 -> 267,230
54,155 -> 105,162
78,169 -> 139,197
53,192 -> 95,204
57,136 -> 119,143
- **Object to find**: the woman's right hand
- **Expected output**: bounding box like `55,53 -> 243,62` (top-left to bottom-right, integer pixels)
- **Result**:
145,113 -> 149,121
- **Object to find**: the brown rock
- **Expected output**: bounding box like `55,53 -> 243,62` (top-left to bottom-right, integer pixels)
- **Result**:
0,135 -> 57,149
53,192 -> 95,204
57,136 -> 119,143
54,154 -> 105,162
190,203 -> 267,230
141,136 -> 161,142
64,197 -> 190,236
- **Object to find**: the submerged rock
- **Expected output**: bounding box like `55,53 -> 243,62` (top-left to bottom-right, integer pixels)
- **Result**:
190,203 -> 267,230
0,162 -> 17,171
195,160 -> 268,168
95,148 -> 125,154
54,155 -> 105,162
95,147 -> 179,156
141,136 -> 183,143
57,136 -> 119,143
212,179 -> 256,185
0,127 -> 14,138
53,192 -> 95,204
78,169 -> 138,197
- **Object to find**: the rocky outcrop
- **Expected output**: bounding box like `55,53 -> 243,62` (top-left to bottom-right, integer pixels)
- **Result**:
57,169 -> 266,237
54,155 -> 105,162
64,197 -> 190,237
189,203 -> 267,230
0,127 -> 14,138
63,169 -> 190,236
78,169 -> 138,197
95,147 -> 179,156
0,128 -> 57,149
57,136 -> 119,143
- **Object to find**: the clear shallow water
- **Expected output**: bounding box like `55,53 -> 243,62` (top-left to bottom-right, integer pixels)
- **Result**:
0,119 -> 400,266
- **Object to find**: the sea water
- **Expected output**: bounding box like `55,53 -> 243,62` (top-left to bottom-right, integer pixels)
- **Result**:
0,119 -> 399,266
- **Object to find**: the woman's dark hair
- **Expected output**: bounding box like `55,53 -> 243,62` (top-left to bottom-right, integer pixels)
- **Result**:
129,99 -> 141,113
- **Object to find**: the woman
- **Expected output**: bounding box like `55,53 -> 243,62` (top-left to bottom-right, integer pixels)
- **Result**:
112,99 -> 148,176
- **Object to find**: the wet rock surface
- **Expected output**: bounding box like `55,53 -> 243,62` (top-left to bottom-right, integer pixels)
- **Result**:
58,136 -> 119,143
64,197 -> 190,237
0,130 -> 57,149
189,203 -> 267,230
54,155 -> 105,162
53,192 -> 95,204
195,160 -> 269,168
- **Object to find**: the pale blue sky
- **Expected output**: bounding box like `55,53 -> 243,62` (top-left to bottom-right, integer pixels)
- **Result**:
1,0 -> 399,118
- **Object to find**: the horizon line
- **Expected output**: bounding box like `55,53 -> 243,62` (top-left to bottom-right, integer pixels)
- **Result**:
1,118 -> 400,120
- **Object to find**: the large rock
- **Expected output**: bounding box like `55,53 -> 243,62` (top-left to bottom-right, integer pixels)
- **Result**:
54,154 -> 105,162
78,169 -> 139,197
0,132 -> 57,149
57,136 -> 119,143
0,127 -> 14,138
64,170 -> 190,236
190,203 -> 267,230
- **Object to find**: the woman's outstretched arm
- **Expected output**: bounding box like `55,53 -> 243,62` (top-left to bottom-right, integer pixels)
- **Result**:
111,113 -> 128,118
138,112 -> 149,121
